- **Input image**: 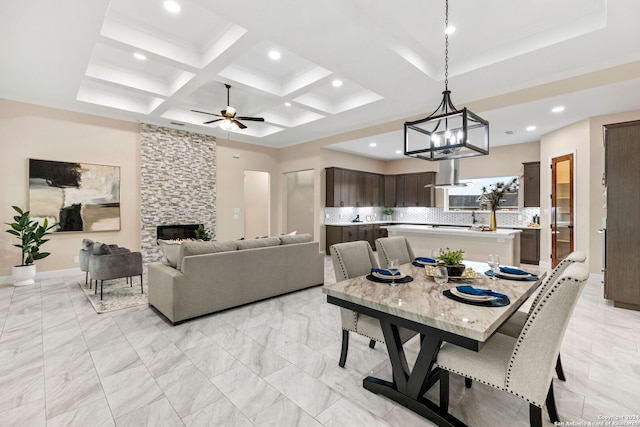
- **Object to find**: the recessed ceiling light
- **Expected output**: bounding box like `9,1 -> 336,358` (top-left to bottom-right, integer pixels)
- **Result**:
332,79 -> 343,88
526,125 -> 537,131
551,106 -> 565,113
164,1 -> 180,13
134,52 -> 146,61
369,142 -> 377,147
284,102 -> 291,107
268,50 -> 281,60
445,25 -> 456,35
395,150 -> 402,154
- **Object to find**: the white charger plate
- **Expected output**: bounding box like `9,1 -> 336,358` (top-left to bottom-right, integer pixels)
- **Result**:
414,259 -> 438,266
497,269 -> 532,279
450,288 -> 497,302
373,271 -> 406,280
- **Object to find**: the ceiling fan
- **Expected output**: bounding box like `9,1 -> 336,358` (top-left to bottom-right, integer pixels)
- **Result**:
192,84 -> 264,130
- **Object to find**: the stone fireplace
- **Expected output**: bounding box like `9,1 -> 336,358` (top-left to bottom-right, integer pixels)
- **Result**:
140,124 -> 216,263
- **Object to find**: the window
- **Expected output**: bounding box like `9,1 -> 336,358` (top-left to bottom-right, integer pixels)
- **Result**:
445,176 -> 519,211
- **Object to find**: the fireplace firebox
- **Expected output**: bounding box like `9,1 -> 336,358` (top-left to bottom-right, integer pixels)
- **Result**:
156,224 -> 201,242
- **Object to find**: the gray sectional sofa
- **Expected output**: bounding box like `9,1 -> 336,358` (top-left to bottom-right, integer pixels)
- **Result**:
148,234 -> 324,324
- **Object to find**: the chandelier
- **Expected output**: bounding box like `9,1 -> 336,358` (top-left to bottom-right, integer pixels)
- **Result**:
404,0 -> 489,161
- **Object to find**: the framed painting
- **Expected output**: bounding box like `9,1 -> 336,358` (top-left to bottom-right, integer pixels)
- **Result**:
28,159 -> 121,232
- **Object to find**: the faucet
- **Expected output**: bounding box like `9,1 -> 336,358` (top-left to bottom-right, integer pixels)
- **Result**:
471,211 -> 477,225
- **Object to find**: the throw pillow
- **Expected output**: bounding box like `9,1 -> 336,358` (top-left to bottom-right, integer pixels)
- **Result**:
92,242 -> 112,255
158,239 -> 182,268
82,239 -> 94,251
279,233 -> 313,245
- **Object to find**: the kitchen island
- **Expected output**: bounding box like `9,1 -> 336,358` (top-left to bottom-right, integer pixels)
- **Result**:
383,224 -> 522,266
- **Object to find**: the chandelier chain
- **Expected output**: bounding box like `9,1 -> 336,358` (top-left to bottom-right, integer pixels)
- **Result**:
444,0 -> 449,91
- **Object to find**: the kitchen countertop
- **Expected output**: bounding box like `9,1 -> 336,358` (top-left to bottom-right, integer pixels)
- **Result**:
383,224 -> 522,237
325,221 -> 541,230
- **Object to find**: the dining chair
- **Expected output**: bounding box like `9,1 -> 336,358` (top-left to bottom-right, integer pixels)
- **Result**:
435,262 -> 589,427
330,240 -> 418,367
498,250 -> 586,381
375,236 -> 416,267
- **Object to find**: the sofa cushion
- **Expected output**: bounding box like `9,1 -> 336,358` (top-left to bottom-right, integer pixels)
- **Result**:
177,240 -> 238,271
237,236 -> 281,250
158,239 -> 182,268
82,239 -> 94,251
92,242 -> 111,255
279,233 -> 313,245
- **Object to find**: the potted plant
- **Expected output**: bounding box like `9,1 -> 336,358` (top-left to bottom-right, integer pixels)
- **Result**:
194,224 -> 212,241
383,209 -> 394,221
437,248 -> 466,277
480,177 -> 519,230
5,206 -> 57,286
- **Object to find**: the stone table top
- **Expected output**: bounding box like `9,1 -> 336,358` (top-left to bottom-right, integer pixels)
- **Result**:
323,261 -> 544,342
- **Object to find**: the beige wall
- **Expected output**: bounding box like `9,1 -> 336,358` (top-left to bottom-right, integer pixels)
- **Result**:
0,99 -> 140,277
215,139 -> 279,241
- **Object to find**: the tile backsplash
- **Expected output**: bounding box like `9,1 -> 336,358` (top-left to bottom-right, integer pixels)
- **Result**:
325,206 -> 540,228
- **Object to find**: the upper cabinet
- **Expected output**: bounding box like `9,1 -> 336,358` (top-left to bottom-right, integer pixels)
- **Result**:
326,167 -> 435,208
326,168 -> 383,207
395,172 -> 436,207
523,161 -> 541,207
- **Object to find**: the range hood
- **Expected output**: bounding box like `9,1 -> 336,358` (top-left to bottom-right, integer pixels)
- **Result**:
425,159 -> 467,188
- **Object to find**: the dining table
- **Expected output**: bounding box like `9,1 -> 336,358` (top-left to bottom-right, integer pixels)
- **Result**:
322,260 -> 545,427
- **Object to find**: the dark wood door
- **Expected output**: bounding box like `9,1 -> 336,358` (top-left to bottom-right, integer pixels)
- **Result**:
604,121 -> 640,309
551,154 -> 574,268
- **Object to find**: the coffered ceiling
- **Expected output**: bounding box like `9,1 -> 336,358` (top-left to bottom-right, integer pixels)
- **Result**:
1,0 -> 639,159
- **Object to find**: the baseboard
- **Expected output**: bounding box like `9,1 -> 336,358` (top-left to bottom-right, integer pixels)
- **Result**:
0,267 -> 83,285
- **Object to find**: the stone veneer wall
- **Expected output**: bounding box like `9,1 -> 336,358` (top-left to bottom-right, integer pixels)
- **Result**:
140,124 -> 216,262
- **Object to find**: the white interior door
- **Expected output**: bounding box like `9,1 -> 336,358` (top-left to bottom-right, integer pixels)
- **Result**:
244,170 -> 270,239
285,170 -> 314,235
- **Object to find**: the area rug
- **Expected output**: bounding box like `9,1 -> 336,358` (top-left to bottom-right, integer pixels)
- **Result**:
77,274 -> 148,314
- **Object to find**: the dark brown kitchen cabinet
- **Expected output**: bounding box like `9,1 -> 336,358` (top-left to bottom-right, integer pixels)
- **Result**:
520,228 -> 540,264
325,225 -> 358,253
364,173 -> 383,207
523,161 -> 541,207
395,172 -> 436,207
604,120 -> 640,311
357,224 -> 375,248
325,168 -> 347,207
384,175 -> 396,207
347,170 -> 364,207
374,224 -> 388,240
417,172 -> 436,207
326,224 -> 376,253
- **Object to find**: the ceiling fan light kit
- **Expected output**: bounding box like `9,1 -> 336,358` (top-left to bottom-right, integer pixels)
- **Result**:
192,84 -> 264,131
404,0 -> 489,161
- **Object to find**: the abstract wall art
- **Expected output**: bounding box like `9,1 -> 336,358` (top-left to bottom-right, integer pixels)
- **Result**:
28,159 -> 121,232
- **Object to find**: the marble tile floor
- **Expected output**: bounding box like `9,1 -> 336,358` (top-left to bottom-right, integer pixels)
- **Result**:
0,257 -> 639,427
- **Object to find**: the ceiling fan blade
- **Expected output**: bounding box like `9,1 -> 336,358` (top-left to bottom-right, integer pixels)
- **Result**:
237,116 -> 264,122
192,109 -> 222,117
233,120 -> 247,129
203,118 -> 223,124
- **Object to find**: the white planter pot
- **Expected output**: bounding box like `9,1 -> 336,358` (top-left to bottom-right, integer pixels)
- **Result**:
12,265 -> 37,286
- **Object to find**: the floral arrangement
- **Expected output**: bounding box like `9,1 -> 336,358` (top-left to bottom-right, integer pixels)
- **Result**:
480,177 -> 519,211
